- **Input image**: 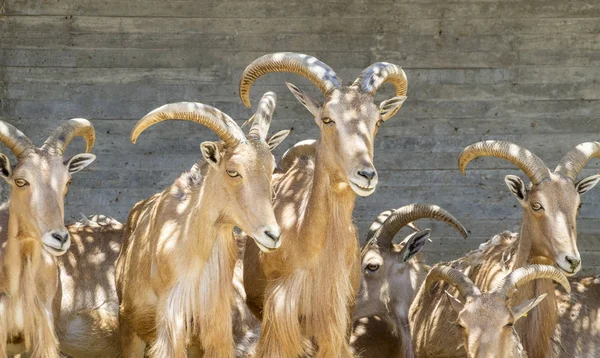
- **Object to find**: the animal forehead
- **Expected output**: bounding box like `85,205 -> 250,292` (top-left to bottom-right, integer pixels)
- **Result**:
461,295 -> 511,324
13,151 -> 63,177
530,175 -> 578,204
226,141 -> 272,168
362,248 -> 383,265
324,88 -> 378,120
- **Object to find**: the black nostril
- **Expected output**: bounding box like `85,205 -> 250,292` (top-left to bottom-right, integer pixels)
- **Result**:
264,230 -> 280,242
52,233 -> 69,244
566,256 -> 581,268
357,170 -> 376,180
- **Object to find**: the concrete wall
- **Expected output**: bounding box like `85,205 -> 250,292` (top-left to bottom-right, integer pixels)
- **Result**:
1,0 -> 600,273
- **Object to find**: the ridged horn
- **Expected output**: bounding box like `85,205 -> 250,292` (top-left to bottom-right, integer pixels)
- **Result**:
554,142 -> 600,182
277,139 -> 317,173
426,265 -> 481,298
42,118 -> 95,155
0,120 -> 35,158
371,204 -> 468,248
353,62 -> 408,98
459,140 -> 550,184
248,92 -> 277,141
494,264 -> 571,299
239,52 -> 342,108
131,102 -> 246,148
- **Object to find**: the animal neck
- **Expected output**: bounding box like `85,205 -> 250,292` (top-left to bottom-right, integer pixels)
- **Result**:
301,141 -> 357,254
511,215 -> 557,358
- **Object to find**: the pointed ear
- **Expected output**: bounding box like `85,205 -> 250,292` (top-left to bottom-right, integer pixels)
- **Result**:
267,129 -> 291,151
379,96 -> 407,122
504,175 -> 527,202
511,293 -> 547,321
398,229 -> 431,263
286,82 -> 320,117
0,154 -> 12,181
66,153 -> 96,174
445,290 -> 464,312
200,141 -> 221,168
575,174 -> 600,195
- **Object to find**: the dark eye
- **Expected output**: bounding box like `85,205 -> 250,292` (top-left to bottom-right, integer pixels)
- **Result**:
14,178 -> 29,187
366,263 -> 380,272
531,203 -> 543,211
506,322 -> 514,327
456,323 -> 466,330
376,119 -> 384,127
226,170 -> 240,178
321,117 -> 334,125
66,179 -> 72,187
578,203 -> 583,211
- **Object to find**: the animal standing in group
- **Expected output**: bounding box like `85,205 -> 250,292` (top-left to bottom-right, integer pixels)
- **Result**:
240,52 -> 408,357
409,140 -> 600,358
116,92 -> 289,357
425,264 -> 571,358
0,119 -> 96,357
352,203 -> 468,358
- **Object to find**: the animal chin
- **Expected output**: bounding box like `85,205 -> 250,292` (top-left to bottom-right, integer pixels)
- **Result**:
253,236 -> 280,253
556,261 -> 579,276
348,180 -> 376,197
42,243 -> 68,256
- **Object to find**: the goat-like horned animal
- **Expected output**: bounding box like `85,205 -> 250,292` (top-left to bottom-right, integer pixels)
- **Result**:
409,140 -> 600,358
240,52 -> 408,357
116,93 -> 289,358
352,204 -> 468,358
0,119 -> 96,357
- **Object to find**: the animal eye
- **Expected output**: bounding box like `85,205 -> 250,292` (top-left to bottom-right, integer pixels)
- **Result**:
578,203 -> 583,211
321,117 -> 334,125
531,203 -> 543,211
66,179 -> 72,187
456,323 -> 465,329
506,322 -> 514,327
366,263 -> 380,272
14,178 -> 29,187
226,170 -> 240,178
376,119 -> 384,127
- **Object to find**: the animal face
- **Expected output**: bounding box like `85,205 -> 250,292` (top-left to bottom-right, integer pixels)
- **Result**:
201,141 -> 280,252
505,172 -> 600,275
0,150 -> 95,256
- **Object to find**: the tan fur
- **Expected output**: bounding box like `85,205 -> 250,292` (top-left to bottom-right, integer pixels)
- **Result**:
117,138 -> 279,357
54,215 -> 123,358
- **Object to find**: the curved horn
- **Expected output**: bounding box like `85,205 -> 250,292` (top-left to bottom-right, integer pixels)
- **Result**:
371,204 -> 468,248
277,139 -> 317,173
495,264 -> 570,299
131,102 -> 246,148
554,142 -> 600,182
0,120 -> 35,158
459,140 -> 550,184
239,52 -> 342,108
426,265 -> 481,298
42,118 -> 95,155
353,63 -> 408,97
248,92 -> 277,141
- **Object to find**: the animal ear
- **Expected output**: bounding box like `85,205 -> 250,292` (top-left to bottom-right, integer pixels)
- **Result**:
267,129 -> 291,151
200,141 -> 221,168
286,82 -> 320,117
575,174 -> 600,195
511,293 -> 547,321
504,175 -> 527,202
0,153 -> 12,180
66,153 -> 96,174
379,96 -> 407,122
398,229 -> 431,263
445,290 -> 464,312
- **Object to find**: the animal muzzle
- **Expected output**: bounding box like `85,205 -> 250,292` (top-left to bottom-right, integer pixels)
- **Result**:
348,165 -> 378,197
251,226 -> 282,253
556,252 -> 581,275
41,229 -> 71,256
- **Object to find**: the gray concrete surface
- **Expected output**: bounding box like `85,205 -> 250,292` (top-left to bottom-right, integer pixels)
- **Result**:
1,0 -> 600,273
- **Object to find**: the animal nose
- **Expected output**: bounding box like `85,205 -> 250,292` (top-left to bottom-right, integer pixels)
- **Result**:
357,169 -> 376,181
264,229 -> 280,243
565,255 -> 581,271
51,232 -> 69,244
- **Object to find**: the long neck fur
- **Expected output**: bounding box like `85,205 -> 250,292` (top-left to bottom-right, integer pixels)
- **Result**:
512,214 -> 557,358
0,202 -> 59,357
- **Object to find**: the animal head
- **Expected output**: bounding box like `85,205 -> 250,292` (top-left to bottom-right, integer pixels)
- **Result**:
0,119 -> 96,256
355,204 -> 468,322
131,92 -> 289,253
459,141 -> 600,275
427,264 -> 570,358
239,52 -> 407,196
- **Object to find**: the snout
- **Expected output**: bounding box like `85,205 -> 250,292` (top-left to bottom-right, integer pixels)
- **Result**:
42,229 -> 71,256
556,252 -> 581,275
251,226 -> 282,253
348,165 -> 378,197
